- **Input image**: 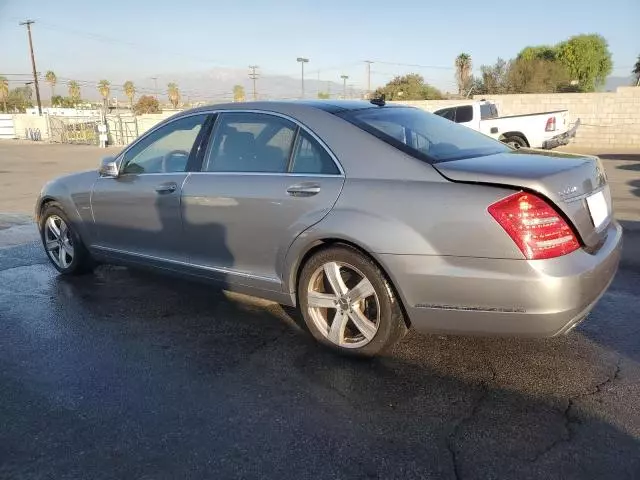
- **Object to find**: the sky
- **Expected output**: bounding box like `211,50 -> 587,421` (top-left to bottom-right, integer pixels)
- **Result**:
0,0 -> 637,98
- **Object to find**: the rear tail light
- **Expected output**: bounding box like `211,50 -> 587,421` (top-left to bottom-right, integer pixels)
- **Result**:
545,117 -> 556,132
488,192 -> 580,260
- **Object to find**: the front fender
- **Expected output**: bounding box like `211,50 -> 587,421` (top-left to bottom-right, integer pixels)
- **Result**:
36,171 -> 98,244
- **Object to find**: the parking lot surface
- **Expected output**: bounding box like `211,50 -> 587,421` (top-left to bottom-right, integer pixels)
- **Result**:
1,142 -> 639,479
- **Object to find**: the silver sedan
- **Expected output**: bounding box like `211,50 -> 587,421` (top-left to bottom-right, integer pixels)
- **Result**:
36,100 -> 622,356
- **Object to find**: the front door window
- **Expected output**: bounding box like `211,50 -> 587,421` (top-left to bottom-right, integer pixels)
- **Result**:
121,114 -> 208,174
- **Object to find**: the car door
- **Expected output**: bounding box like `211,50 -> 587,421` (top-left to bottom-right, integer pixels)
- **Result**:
181,111 -> 344,291
91,113 -> 210,263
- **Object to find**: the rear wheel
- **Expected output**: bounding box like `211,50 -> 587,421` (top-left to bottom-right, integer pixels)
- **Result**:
298,246 -> 407,356
503,135 -> 527,149
40,203 -> 93,275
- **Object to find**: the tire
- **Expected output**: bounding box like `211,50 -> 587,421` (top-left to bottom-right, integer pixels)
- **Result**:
40,202 -> 94,275
503,135 -> 527,149
298,245 -> 407,357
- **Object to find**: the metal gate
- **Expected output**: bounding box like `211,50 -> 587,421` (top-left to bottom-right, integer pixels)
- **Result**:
48,115 -> 102,145
0,114 -> 15,139
107,115 -> 139,146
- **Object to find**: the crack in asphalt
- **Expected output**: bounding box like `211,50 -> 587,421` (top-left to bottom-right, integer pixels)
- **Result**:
446,362 -> 497,480
530,357 -> 623,463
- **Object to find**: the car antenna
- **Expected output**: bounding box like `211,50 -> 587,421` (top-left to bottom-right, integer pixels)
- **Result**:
370,94 -> 385,107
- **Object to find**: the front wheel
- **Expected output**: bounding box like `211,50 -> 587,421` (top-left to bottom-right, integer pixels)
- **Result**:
40,202 -> 94,275
298,246 -> 407,356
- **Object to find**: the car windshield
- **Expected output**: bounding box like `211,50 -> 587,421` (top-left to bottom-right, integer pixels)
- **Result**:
338,106 -> 510,163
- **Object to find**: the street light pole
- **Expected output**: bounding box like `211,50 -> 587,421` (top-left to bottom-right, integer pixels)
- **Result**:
296,57 -> 309,98
19,20 -> 42,115
340,75 -> 349,99
150,76 -> 158,100
249,65 -> 259,101
364,60 -> 373,98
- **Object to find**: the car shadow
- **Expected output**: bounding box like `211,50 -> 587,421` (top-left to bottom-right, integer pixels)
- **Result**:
38,265 -> 640,479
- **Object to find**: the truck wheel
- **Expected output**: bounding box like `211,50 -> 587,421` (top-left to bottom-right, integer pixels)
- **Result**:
503,135 -> 527,149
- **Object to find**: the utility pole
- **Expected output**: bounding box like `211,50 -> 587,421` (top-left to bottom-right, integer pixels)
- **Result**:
150,76 -> 158,100
364,60 -> 373,98
248,65 -> 259,101
19,20 -> 42,115
296,57 -> 309,99
340,75 -> 349,99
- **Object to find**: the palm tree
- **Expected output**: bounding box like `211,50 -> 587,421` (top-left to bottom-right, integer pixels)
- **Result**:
633,54 -> 640,86
68,81 -> 81,105
232,84 -> 245,102
167,82 -> 180,108
455,53 -> 473,95
123,81 -> 136,110
45,71 -> 57,104
97,79 -> 111,111
0,76 -> 8,112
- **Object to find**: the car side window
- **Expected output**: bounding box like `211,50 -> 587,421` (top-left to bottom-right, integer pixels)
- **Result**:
435,108 -> 455,122
454,106 -> 473,123
205,113 -> 296,173
291,130 -> 339,175
120,114 -> 208,175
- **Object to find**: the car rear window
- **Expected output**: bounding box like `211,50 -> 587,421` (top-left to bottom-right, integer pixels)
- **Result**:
337,107 -> 510,163
480,103 -> 499,119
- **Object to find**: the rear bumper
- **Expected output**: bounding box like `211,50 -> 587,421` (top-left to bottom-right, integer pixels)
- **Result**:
542,119 -> 581,149
380,220 -> 622,337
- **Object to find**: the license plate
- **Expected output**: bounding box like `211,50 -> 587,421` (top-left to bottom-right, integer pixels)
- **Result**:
586,190 -> 609,229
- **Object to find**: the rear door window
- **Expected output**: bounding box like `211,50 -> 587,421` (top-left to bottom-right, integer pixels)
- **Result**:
204,113 -> 296,173
290,130 -> 340,175
434,108 -> 455,121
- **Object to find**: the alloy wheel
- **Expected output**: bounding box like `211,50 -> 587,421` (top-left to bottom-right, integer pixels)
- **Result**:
307,261 -> 380,348
44,215 -> 75,269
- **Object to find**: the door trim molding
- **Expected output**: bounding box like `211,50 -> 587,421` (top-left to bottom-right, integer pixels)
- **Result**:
92,244 -> 280,284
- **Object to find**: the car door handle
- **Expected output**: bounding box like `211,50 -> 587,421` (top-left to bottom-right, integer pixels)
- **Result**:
286,183 -> 321,197
155,182 -> 177,194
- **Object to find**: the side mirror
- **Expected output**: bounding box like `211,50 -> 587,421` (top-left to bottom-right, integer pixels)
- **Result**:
98,156 -> 119,177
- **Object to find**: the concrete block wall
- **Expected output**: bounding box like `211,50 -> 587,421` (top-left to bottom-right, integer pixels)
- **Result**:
135,113 -> 176,136
12,114 -> 50,141
396,87 -> 640,149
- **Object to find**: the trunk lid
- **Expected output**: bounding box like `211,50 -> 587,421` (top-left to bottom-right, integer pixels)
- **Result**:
433,149 -> 612,249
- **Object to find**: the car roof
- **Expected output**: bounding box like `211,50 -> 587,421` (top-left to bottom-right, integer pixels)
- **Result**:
181,99 -> 407,116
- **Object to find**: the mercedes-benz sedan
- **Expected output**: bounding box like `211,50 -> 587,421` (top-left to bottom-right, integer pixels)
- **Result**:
36,100 -> 622,356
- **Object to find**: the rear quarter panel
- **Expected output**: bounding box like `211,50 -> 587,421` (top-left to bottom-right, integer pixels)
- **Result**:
282,171 -> 524,294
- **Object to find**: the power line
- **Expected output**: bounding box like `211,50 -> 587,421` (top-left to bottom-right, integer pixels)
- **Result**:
372,60 -> 455,70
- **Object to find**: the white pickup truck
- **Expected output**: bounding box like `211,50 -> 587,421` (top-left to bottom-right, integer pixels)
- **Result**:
433,100 -> 580,150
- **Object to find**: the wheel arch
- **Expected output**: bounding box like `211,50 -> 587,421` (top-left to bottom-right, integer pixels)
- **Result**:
288,237 -> 412,328
499,131 -> 529,147
36,196 -> 58,224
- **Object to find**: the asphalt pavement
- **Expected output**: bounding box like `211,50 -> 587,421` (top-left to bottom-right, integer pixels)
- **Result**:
1,143 -> 639,479
1,233 -> 639,479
